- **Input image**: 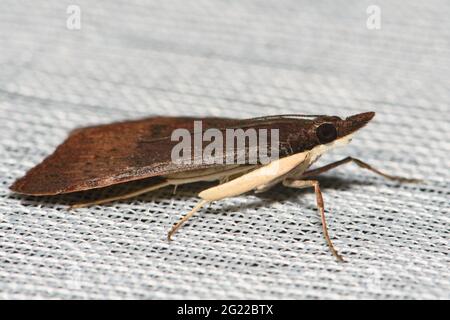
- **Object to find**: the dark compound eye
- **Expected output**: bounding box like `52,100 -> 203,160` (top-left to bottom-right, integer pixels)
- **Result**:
316,123 -> 337,144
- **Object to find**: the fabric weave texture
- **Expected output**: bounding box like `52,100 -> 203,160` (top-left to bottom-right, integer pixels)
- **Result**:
0,0 -> 448,299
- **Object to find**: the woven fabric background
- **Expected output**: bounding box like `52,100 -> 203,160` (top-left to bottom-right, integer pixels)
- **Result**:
1,0 -> 449,299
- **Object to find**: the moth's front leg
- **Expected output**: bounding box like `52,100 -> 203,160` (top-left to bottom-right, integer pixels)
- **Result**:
282,178 -> 344,262
298,156 -> 420,182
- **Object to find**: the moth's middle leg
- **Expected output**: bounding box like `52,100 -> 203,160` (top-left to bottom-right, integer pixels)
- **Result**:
282,178 -> 344,262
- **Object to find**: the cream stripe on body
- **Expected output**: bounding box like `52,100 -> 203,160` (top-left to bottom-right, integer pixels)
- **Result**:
198,133 -> 354,201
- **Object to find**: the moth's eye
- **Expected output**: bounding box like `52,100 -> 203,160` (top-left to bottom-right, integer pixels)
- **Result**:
316,123 -> 337,144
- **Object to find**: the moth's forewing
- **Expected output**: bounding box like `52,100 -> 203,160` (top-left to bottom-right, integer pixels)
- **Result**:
11,116 -> 312,196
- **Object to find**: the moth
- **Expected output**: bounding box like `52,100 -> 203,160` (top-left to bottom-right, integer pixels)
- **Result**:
10,112 -> 418,261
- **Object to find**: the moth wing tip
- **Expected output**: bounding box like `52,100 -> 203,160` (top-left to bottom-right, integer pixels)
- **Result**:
9,179 -> 23,193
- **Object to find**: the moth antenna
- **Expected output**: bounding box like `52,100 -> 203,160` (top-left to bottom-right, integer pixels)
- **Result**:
245,114 -> 326,121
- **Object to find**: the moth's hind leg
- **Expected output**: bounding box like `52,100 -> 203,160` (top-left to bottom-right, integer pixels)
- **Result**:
70,181 -> 171,209
283,178 -> 344,262
300,156 -> 420,182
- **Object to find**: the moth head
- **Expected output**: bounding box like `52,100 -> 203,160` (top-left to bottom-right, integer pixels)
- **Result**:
312,112 -> 375,146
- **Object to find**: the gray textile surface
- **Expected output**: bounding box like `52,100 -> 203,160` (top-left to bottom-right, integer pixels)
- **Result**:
0,0 -> 449,299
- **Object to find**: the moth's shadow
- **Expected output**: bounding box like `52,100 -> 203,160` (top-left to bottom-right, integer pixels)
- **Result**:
10,175 -> 374,212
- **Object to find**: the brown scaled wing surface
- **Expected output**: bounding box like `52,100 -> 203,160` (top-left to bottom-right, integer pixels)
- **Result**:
11,116 -> 299,195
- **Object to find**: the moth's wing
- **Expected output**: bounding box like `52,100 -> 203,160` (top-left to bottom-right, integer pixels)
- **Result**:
11,115 -> 310,196
10,116 -> 240,195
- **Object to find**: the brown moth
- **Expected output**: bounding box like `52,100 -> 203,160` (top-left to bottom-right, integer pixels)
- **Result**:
10,112 -> 418,261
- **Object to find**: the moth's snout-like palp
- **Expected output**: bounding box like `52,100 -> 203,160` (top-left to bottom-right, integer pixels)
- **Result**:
345,111 -> 375,133
336,111 -> 375,139
347,111 -> 376,123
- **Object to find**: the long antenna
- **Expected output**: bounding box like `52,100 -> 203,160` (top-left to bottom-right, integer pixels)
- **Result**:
245,114 -> 325,121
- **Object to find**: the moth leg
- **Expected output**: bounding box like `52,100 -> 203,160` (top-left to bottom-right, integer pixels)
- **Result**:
168,200 -> 209,241
282,179 -> 344,262
167,153 -> 310,240
301,156 -> 420,182
70,181 -> 171,209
